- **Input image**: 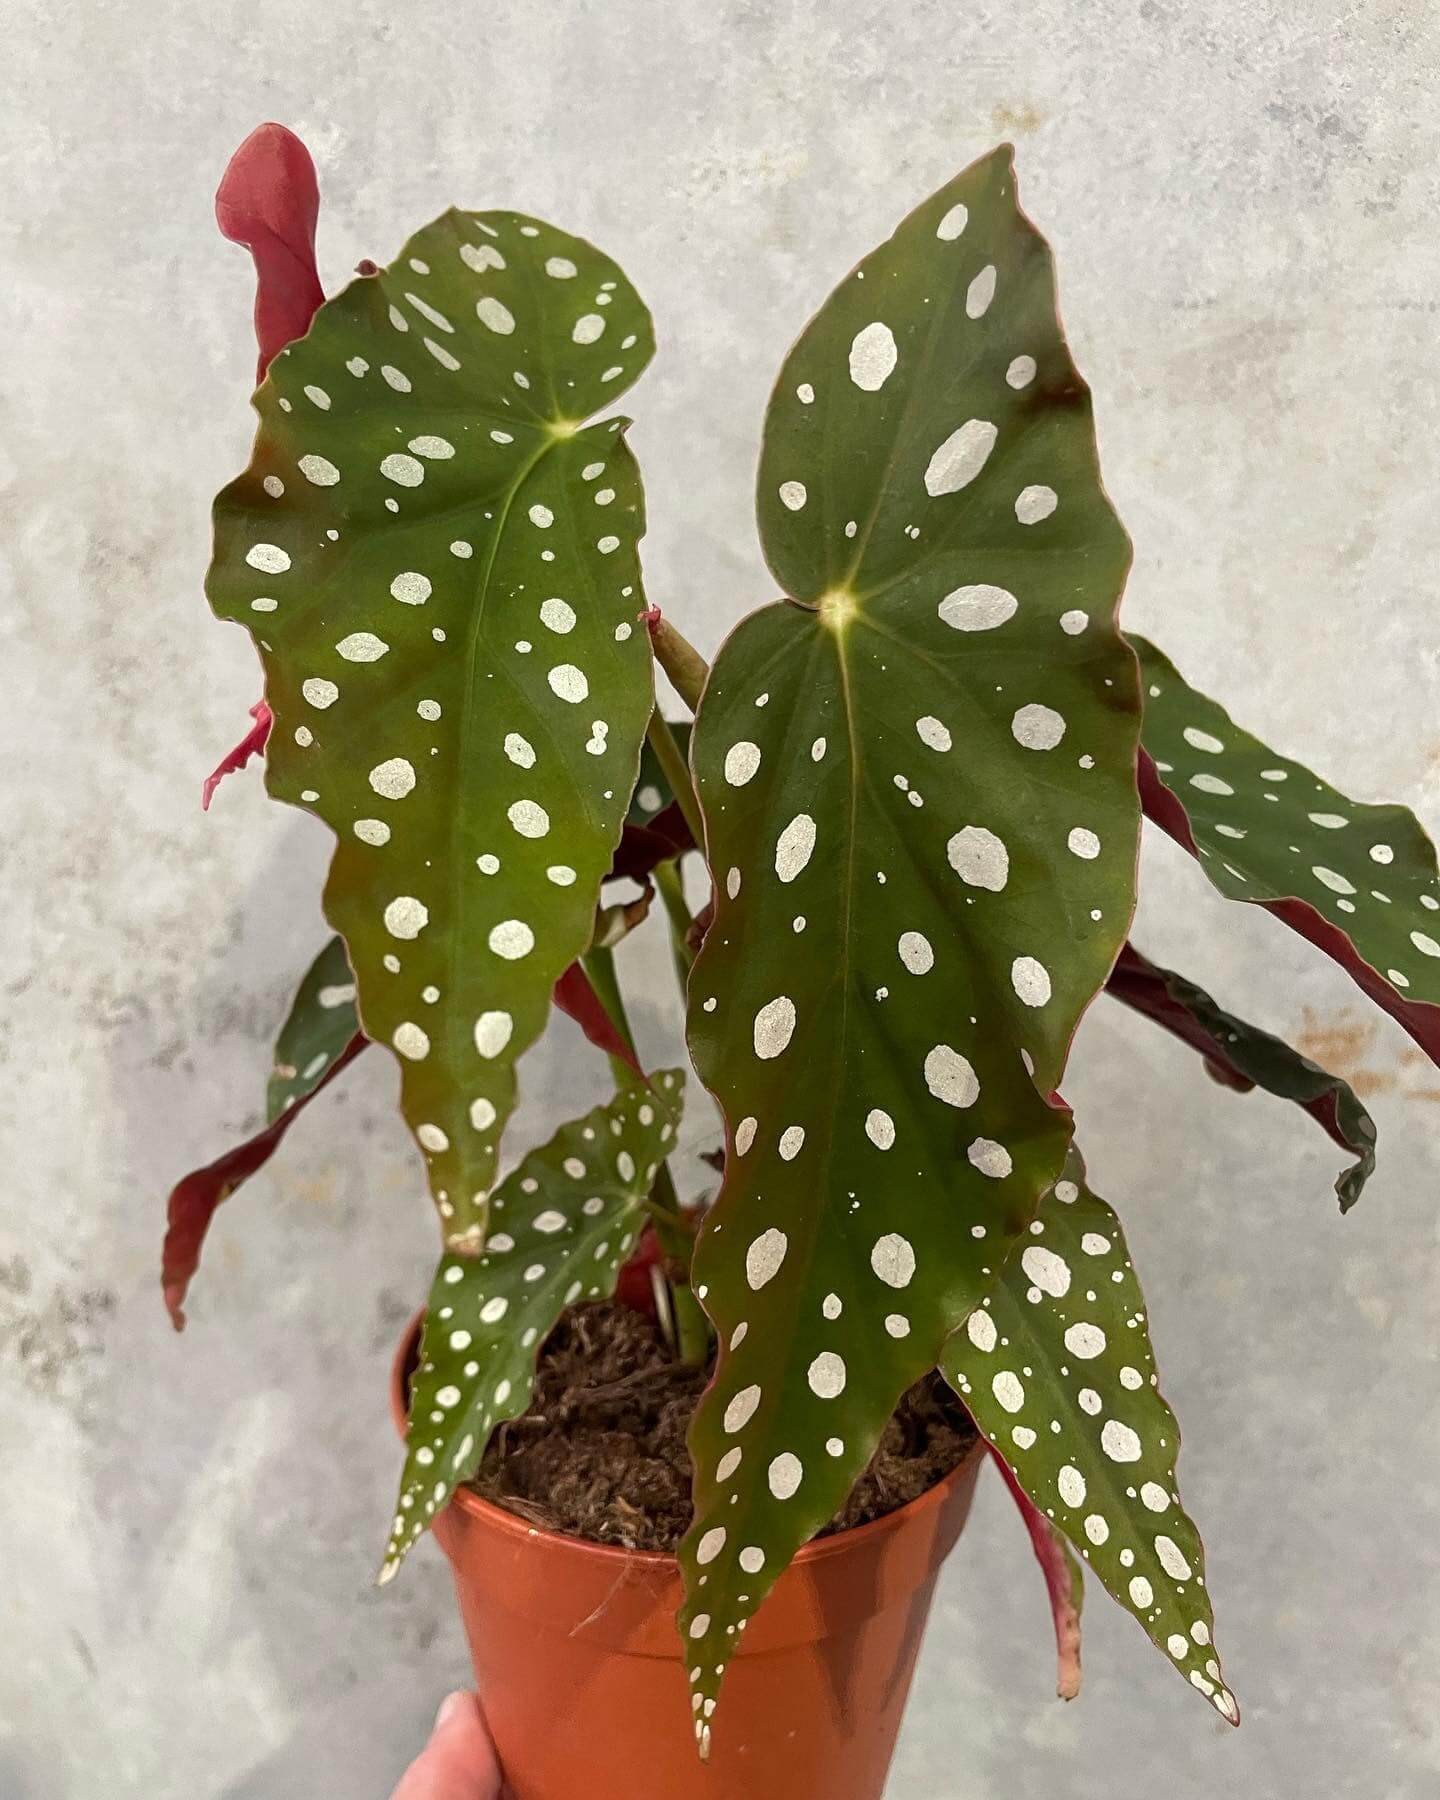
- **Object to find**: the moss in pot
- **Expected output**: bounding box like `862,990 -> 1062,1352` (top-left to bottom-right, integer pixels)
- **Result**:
164,120 -> 1438,1797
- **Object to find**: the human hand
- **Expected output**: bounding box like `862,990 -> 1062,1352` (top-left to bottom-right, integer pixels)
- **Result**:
391,1692 -> 503,1800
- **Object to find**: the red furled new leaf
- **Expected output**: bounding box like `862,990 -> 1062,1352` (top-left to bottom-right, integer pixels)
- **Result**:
200,700 -> 273,811
215,122 -> 326,383
162,1032 -> 366,1329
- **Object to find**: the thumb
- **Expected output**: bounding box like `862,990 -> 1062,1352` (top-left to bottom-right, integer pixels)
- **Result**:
391,1692 -> 503,1800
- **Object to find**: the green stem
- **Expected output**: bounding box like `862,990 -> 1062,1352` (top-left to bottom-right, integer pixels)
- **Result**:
644,1162 -> 711,1364
646,707 -> 705,849
649,616 -> 710,714
578,942 -> 640,1093
653,857 -> 696,986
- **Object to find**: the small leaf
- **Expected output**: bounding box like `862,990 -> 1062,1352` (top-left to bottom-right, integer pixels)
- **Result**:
1108,943 -> 1376,1210
380,1069 -> 686,1580
207,208 -> 658,1251
201,700 -> 273,811
215,123 -> 327,384
265,935 -> 360,1121
988,1444 -> 1084,1700
1135,635 -> 1440,1066
943,1151 -> 1238,1726
162,1033 -> 365,1329
677,145 -> 1140,1745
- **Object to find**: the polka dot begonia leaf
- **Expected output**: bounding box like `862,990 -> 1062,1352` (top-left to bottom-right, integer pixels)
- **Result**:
265,934 -> 360,1122
1108,942 -> 1376,1210
943,1150 -> 1238,1726
206,208 -> 658,1253
381,1069 -> 685,1582
1135,634 -> 1440,1068
675,146 -> 1140,1750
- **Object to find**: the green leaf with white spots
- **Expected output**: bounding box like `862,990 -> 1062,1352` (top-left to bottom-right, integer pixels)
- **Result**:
381,1068 -> 685,1580
265,935 -> 360,1122
1108,942 -> 1377,1211
675,145 -> 1140,1747
206,209 -> 658,1251
943,1151 -> 1237,1726
1135,635 -> 1440,1068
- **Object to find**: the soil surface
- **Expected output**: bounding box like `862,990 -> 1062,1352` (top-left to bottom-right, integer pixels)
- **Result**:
467,1300 -> 978,1551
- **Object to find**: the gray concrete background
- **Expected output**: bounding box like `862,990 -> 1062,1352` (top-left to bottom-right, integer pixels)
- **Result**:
3,1 -> 1439,1794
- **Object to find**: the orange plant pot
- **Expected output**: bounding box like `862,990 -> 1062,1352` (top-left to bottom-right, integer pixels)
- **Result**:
391,1314 -> 984,1800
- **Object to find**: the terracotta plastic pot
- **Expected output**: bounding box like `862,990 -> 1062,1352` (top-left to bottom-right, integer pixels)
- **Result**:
391,1314 -> 984,1800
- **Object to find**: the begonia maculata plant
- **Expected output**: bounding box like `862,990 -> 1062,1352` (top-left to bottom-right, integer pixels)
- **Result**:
168,123 -> 1440,1756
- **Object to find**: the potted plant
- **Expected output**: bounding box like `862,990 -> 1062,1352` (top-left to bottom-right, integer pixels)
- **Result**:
166,121 -> 1437,1798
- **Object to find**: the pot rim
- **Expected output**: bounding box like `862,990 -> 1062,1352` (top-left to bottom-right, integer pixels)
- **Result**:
391,1306 -> 986,1572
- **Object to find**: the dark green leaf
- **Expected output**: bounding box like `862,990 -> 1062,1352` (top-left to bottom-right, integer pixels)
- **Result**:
676,145 -> 1140,1745
943,1151 -> 1236,1726
1108,943 -> 1376,1210
266,934 -> 360,1121
207,209 -> 658,1250
1135,635 -> 1440,1069
380,1070 -> 685,1579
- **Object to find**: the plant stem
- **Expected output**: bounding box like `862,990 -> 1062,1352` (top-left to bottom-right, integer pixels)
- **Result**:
653,857 -> 696,984
648,615 -> 710,714
586,937 -> 712,1365
579,943 -> 640,1088
646,707 -> 705,849
646,1165 -> 710,1364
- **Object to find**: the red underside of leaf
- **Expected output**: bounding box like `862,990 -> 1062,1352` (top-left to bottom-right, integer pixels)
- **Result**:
553,964 -> 644,1075
201,700 -> 272,811
610,804 -> 693,882
1107,944 -> 1255,1097
1108,940 -> 1364,1157
215,122 -> 326,384
986,1443 -> 1083,1701
1139,750 -> 1440,1065
162,1031 -> 367,1329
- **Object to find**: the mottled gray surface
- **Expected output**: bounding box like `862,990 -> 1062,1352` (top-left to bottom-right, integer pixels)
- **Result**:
4,1 -> 1440,1794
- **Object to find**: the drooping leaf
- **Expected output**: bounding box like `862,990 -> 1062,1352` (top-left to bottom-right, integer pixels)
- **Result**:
1134,635 -> 1440,1066
1107,942 -> 1376,1210
215,122 -> 327,384
675,145 -> 1140,1743
380,1069 -> 685,1580
265,935 -> 360,1121
943,1151 -> 1237,1726
201,700 -> 273,811
207,209 -> 658,1251
162,1032 -> 366,1329
988,1444 -> 1084,1700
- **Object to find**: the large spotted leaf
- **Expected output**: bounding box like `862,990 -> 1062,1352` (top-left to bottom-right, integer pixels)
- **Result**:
380,1070 -> 684,1579
207,210 -> 657,1250
1135,636 -> 1440,1065
676,145 -> 1140,1745
943,1152 -> 1236,1725
265,934 -> 359,1121
1107,943 -> 1376,1210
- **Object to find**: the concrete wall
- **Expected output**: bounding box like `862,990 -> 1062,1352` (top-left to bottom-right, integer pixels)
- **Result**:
4,1 -> 1439,1793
